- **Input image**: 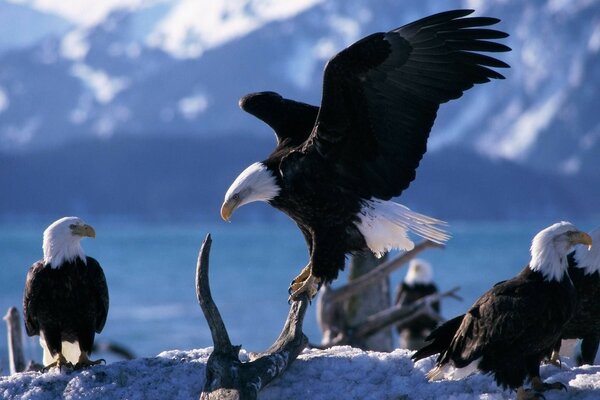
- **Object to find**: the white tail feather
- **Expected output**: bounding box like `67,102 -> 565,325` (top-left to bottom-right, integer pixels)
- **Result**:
355,199 -> 450,257
426,358 -> 481,381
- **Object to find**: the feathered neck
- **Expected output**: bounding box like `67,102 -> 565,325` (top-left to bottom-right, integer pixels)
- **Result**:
574,228 -> 600,275
528,222 -> 575,282
43,226 -> 86,269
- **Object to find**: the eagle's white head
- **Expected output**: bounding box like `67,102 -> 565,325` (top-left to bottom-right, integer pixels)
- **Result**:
404,259 -> 434,286
529,221 -> 592,281
221,162 -> 280,221
572,227 -> 600,275
43,216 -> 96,269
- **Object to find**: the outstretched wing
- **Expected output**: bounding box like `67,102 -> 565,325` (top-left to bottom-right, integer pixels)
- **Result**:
239,91 -> 319,150
307,9 -> 510,200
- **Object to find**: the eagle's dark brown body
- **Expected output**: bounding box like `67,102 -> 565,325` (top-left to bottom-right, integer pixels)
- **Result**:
555,254 -> 600,364
413,266 -> 576,390
23,256 -> 109,357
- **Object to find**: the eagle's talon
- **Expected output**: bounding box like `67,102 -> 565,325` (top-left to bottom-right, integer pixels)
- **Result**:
531,376 -> 568,393
42,354 -> 72,372
289,274 -> 320,302
74,354 -> 106,370
545,350 -> 562,368
516,387 -> 545,400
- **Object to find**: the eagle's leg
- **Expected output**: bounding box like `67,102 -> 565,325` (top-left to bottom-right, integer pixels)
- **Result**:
288,264 -> 321,302
547,349 -> 562,368
289,264 -> 312,292
74,352 -> 105,369
531,376 -> 568,392
545,339 -> 562,367
42,353 -> 72,372
516,387 -> 545,400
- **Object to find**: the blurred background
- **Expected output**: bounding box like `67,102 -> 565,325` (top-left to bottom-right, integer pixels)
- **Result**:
0,0 -> 599,372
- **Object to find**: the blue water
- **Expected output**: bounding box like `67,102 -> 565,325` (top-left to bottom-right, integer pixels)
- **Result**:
1,218 -> 596,373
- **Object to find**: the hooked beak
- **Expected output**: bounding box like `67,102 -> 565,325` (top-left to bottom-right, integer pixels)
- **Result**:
72,224 -> 96,238
220,198 -> 240,222
571,231 -> 593,250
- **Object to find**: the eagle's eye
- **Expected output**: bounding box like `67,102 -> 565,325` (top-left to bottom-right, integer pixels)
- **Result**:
69,224 -> 76,229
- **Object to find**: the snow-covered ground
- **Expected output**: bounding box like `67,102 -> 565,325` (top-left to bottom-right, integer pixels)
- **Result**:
1,346 -> 600,400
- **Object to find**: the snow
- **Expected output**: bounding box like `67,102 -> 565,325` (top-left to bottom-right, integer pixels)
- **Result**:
492,91 -> 565,162
0,87 -> 8,113
60,29 -> 89,60
70,64 -> 130,104
178,94 -> 209,120
589,24 -> 600,53
2,346 -> 600,400
146,0 -> 323,58
0,118 -> 39,148
9,0 -> 152,27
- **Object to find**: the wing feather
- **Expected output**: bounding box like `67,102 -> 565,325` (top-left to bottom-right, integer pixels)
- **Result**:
305,9 -> 510,199
23,261 -> 45,336
239,91 -> 319,149
86,257 -> 109,333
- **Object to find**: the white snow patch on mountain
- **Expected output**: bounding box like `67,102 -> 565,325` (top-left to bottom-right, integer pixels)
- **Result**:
0,87 -> 9,113
146,0 -> 323,58
178,94 -> 209,120
70,63 -> 130,104
60,29 -> 89,60
589,24 -> 600,52
10,0 -> 153,27
93,107 -> 130,137
484,92 -> 565,161
0,118 -> 40,148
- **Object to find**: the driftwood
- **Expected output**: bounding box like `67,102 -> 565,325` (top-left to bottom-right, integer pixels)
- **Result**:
315,287 -> 460,348
316,241 -> 447,349
3,307 -> 26,374
345,253 -> 393,351
325,240 -> 444,305
197,234 -> 309,400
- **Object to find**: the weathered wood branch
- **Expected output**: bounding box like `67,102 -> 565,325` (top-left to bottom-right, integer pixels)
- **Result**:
325,240 -> 444,305
316,287 -> 461,349
3,307 -> 26,374
196,234 -> 235,355
352,286 -> 461,339
197,234 -> 309,400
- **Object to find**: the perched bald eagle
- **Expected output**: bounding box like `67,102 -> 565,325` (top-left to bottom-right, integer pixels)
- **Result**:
395,259 -> 439,350
220,9 -> 510,299
412,222 -> 592,398
550,227 -> 600,366
23,217 -> 109,370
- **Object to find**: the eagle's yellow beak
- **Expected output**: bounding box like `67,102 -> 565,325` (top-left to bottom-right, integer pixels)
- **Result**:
72,224 -> 96,238
571,231 -> 592,250
220,198 -> 240,222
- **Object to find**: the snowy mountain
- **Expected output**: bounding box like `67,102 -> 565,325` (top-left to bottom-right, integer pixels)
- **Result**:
0,0 -> 598,221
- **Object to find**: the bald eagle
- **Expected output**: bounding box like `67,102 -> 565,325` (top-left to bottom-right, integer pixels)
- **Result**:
395,259 -> 440,350
550,227 -> 600,366
412,222 -> 592,398
220,9 -> 510,300
23,217 -> 109,370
